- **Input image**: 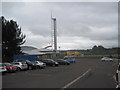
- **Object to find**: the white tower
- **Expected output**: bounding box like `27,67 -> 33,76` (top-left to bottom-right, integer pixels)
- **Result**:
51,17 -> 57,52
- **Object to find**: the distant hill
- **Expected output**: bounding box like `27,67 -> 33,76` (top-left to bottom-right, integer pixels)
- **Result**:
21,46 -> 38,51
67,46 -> 120,56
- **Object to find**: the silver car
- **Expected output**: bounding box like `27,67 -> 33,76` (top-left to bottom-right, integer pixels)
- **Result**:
12,62 -> 28,71
34,61 -> 46,69
101,57 -> 113,61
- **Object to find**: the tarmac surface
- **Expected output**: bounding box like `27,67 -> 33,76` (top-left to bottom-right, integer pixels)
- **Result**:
2,57 -> 118,88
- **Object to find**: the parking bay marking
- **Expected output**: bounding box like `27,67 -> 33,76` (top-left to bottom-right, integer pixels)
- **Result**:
62,68 -> 91,89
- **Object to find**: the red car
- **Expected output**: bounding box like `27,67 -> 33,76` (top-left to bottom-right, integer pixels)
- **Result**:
3,63 -> 17,72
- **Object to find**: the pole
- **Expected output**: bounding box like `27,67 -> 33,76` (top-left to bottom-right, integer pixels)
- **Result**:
53,18 -> 57,53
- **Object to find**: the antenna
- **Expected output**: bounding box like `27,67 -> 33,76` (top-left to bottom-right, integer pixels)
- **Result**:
51,10 -> 53,19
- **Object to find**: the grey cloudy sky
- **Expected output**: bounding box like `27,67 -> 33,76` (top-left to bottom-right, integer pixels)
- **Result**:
1,1 -> 118,50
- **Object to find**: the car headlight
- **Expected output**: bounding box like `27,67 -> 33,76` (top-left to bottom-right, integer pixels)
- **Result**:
55,62 -> 58,64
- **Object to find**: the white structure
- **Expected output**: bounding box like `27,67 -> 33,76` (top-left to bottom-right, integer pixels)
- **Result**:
51,14 -> 57,53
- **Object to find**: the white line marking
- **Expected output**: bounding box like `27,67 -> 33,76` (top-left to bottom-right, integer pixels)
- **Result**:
62,69 -> 91,88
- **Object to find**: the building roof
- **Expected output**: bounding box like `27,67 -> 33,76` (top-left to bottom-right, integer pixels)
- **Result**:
21,46 -> 59,55
22,49 -> 45,55
39,48 -> 53,52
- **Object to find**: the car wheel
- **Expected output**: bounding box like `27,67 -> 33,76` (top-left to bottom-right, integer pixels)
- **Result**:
28,66 -> 32,70
38,66 -> 43,69
55,64 -> 59,66
67,63 -> 70,65
43,66 -> 45,69
37,66 -> 40,69
2,72 -> 6,75
41,67 -> 44,69
17,67 -> 21,71
52,64 -> 55,66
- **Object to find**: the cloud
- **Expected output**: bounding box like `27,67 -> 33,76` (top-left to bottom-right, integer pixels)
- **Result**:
2,2 -> 118,50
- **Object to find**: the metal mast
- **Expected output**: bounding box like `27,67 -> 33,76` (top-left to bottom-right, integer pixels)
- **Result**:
51,16 -> 57,52
51,11 -> 57,53
52,18 -> 57,52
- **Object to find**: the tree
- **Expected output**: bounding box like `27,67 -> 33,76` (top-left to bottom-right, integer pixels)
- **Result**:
98,45 -> 105,50
1,16 -> 26,62
92,45 -> 105,55
92,45 -> 97,50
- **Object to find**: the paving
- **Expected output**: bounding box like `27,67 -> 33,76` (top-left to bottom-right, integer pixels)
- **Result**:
2,58 -> 118,88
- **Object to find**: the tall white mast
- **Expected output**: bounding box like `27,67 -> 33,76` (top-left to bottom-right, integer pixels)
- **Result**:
51,12 -> 57,52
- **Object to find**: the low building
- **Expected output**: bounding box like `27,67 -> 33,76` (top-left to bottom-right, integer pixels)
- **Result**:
16,46 -> 60,60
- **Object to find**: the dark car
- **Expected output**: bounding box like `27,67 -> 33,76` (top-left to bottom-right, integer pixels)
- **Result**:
3,63 -> 17,73
14,59 -> 37,70
55,59 -> 70,65
42,59 -> 59,66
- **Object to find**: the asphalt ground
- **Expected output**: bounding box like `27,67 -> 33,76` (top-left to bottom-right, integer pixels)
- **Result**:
2,58 -> 118,88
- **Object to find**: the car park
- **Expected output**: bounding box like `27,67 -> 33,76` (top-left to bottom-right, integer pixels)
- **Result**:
3,63 -> 17,72
33,61 -> 46,69
55,59 -> 70,65
14,59 -> 37,70
12,62 -> 28,71
101,57 -> 113,61
42,59 -> 59,66
0,63 -> 7,74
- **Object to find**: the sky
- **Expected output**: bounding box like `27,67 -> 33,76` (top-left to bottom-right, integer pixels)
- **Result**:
1,1 -> 119,50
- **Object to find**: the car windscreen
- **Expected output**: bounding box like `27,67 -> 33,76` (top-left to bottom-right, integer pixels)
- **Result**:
44,60 -> 52,63
4,63 -> 12,66
13,63 -> 19,65
21,62 -> 26,64
15,59 -> 25,62
38,61 -> 43,63
31,62 -> 36,64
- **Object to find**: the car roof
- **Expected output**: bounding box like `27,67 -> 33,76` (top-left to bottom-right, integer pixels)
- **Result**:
13,62 -> 21,63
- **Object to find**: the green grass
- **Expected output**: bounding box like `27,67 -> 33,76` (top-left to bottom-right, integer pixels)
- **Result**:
83,54 -> 120,58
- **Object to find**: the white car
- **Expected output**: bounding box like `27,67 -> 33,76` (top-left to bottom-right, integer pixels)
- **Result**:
12,62 -> 28,71
34,61 -> 46,69
101,57 -> 113,61
0,63 -> 7,73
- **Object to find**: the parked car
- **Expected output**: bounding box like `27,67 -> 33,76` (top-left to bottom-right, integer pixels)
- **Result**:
42,59 -> 59,66
112,58 -> 120,61
55,59 -> 70,65
12,62 -> 28,71
32,61 -> 46,69
116,63 -> 120,88
14,59 -> 37,70
101,57 -> 113,61
64,58 -> 76,63
0,63 -> 7,74
3,63 -> 17,72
